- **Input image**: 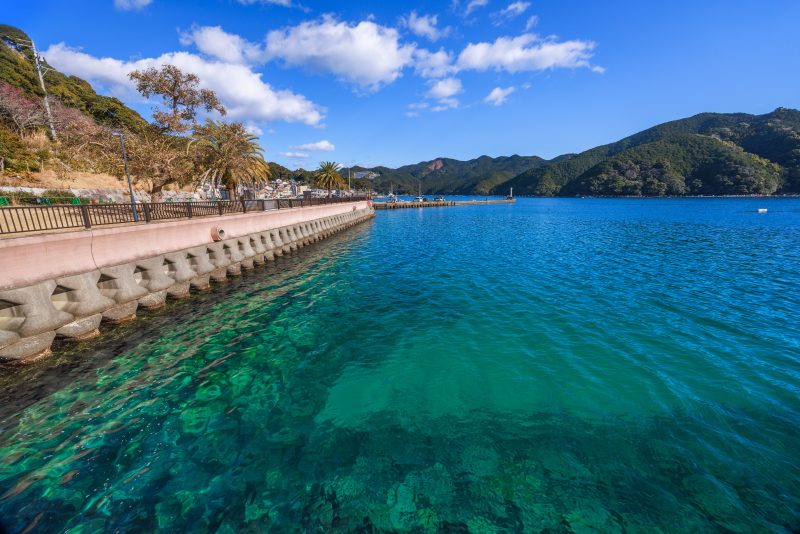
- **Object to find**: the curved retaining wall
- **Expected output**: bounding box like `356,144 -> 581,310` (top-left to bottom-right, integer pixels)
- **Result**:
0,201 -> 374,364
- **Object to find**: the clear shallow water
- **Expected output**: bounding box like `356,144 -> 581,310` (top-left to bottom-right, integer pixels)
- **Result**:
1,198 -> 799,532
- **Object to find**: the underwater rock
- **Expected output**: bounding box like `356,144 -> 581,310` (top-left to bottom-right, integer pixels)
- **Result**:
461,445 -> 499,478
387,482 -> 417,530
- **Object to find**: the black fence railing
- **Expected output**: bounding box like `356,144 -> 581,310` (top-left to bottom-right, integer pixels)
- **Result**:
0,197 -> 370,235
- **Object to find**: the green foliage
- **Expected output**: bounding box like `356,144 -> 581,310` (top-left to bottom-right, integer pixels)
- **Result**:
193,120 -> 270,199
0,25 -> 148,132
40,188 -> 76,200
0,189 -> 37,204
0,127 -> 37,172
501,109 -> 800,196
314,161 -> 345,195
360,155 -> 546,195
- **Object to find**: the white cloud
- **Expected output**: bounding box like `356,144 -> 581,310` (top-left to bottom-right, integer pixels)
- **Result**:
427,77 -> 462,99
280,151 -> 309,158
413,48 -> 457,78
427,77 -> 462,110
431,98 -> 459,111
524,15 -> 539,31
465,0 -> 489,15
245,123 -> 264,136
290,140 -> 335,151
238,0 -> 293,6
403,11 -> 449,41
43,43 -> 324,126
484,86 -> 516,105
265,16 -> 416,90
498,1 -> 529,17
114,0 -> 152,10
179,26 -> 266,65
457,34 -> 600,73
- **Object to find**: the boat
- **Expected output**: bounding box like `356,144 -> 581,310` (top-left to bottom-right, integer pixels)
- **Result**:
434,195 -> 445,202
387,184 -> 398,203
413,183 -> 424,203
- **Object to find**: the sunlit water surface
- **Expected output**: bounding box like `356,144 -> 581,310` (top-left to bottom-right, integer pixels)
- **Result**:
1,198 -> 799,532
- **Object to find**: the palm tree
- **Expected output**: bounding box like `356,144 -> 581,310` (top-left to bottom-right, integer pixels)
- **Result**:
193,120 -> 270,200
315,161 -> 345,197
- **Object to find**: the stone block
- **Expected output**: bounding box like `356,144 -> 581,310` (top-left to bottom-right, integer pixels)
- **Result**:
0,331 -> 56,363
102,301 -> 138,324
56,313 -> 102,341
138,290 -> 167,309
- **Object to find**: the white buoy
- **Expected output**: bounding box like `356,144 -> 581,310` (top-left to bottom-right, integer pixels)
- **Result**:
757,208 -> 768,213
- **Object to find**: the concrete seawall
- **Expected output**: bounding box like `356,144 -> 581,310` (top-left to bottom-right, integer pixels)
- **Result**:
0,201 -> 374,364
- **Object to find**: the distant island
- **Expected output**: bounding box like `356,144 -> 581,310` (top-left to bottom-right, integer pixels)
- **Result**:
1,23 -> 798,199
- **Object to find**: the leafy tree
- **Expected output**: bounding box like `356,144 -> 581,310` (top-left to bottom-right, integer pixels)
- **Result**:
192,120 -> 270,200
129,65 -> 226,134
314,161 -> 345,197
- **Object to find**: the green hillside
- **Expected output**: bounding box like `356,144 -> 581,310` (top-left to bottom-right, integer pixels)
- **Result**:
357,154 -> 547,195
498,109 -> 800,196
0,25 -> 148,132
562,135 -> 782,196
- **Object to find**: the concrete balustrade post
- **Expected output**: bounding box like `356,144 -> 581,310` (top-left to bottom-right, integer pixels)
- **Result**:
261,233 -> 276,261
134,256 -> 177,309
98,264 -> 149,324
206,242 -> 232,282
270,229 -> 285,257
163,251 -> 197,298
0,280 -> 74,363
279,228 -> 295,253
221,239 -> 245,276
53,272 -> 115,340
237,238 -> 256,270
186,246 -> 216,290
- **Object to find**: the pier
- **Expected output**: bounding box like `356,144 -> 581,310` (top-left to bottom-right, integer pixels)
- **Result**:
373,198 -> 515,210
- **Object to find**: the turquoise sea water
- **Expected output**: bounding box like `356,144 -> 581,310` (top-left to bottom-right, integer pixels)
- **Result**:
1,198 -> 799,532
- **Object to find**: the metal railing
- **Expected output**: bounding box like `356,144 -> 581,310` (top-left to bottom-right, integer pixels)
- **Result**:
0,196 -> 370,235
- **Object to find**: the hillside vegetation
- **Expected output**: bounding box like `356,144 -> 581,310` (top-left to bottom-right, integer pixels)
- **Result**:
356,155 -> 547,195
0,25 -> 147,133
0,25 -> 275,200
497,109 -> 800,196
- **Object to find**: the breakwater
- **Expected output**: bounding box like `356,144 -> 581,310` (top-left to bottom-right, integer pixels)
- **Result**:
374,198 -> 515,209
0,200 -> 374,364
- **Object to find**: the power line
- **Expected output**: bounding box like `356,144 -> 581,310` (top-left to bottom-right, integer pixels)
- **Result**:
10,36 -> 58,141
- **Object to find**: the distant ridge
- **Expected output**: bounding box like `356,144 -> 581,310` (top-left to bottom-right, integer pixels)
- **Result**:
360,109 -> 800,196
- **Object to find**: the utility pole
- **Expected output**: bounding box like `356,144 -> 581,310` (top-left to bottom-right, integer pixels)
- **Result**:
30,40 -> 57,141
11,37 -> 57,141
113,132 -> 139,222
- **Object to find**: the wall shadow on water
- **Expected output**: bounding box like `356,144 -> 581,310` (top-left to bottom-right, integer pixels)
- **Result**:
0,220 -> 378,426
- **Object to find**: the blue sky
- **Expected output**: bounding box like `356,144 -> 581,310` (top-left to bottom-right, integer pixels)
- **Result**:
5,0 -> 800,169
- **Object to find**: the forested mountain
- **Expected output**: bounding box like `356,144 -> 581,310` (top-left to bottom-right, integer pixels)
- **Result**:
496,109 -> 800,196
354,155 -> 547,195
